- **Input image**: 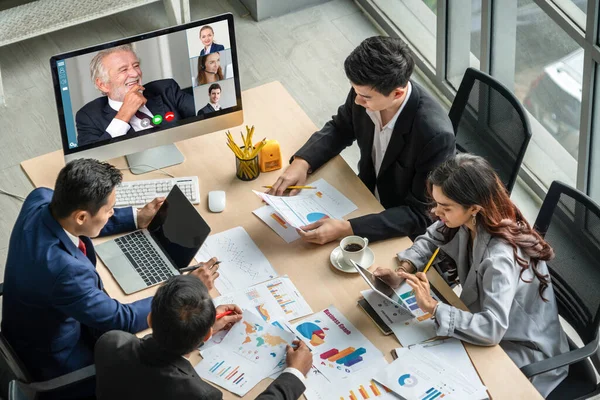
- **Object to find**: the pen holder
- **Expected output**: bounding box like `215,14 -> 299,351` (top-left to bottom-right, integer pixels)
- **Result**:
235,148 -> 260,181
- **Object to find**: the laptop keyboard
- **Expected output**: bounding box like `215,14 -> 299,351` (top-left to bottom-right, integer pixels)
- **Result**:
114,231 -> 175,287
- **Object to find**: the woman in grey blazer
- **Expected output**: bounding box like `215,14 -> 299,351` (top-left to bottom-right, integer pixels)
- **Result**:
374,154 -> 568,397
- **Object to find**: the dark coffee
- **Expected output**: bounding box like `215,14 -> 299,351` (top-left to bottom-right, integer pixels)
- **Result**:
344,243 -> 364,252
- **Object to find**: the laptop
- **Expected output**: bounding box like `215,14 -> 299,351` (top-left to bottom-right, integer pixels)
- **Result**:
96,185 -> 211,294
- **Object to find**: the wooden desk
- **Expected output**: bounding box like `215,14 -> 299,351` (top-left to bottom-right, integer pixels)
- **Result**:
21,81 -> 541,399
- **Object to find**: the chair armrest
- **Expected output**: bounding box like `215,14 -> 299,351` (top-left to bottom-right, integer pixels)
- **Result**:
23,364 -> 95,393
521,339 -> 598,378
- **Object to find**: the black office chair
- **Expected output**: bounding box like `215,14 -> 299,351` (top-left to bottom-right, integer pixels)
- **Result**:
448,67 -> 532,193
520,181 -> 600,399
0,286 -> 96,400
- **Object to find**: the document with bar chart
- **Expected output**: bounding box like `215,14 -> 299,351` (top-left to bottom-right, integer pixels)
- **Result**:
291,306 -> 386,381
210,276 -> 313,325
195,311 -> 295,396
374,346 -> 488,400
304,366 -> 397,400
195,347 -> 263,396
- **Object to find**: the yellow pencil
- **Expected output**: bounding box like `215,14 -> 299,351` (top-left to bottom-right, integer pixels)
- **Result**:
422,247 -> 440,274
262,185 -> 317,189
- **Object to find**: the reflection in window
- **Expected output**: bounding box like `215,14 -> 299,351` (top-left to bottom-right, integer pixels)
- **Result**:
515,0 -> 582,186
371,0 -> 437,67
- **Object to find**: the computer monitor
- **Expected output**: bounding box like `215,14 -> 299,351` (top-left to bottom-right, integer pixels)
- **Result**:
49,13 -> 242,174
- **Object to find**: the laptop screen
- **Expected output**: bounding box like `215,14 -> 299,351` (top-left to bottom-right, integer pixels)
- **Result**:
147,185 -> 211,269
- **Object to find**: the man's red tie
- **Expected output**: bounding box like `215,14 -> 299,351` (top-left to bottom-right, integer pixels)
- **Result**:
78,238 -> 87,257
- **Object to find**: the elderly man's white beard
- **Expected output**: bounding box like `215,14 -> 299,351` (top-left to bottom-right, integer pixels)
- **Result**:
108,77 -> 142,102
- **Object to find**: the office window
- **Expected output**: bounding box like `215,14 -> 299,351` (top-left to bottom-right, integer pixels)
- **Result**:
447,1 -> 481,89
516,0 -> 582,187
552,0 -> 587,29
590,65 -> 600,204
371,0 -> 437,67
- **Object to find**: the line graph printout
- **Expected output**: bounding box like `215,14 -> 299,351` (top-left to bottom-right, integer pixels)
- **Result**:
195,226 -> 277,294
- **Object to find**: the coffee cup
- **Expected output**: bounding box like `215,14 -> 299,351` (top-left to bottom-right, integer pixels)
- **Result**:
340,236 -> 369,268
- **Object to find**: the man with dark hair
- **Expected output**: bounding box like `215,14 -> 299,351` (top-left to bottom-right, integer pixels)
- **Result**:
2,159 -> 219,398
197,83 -> 222,116
268,36 -> 455,243
95,275 -> 311,399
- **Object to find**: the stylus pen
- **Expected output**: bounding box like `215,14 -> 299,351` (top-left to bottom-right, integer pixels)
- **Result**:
180,260 -> 221,273
422,248 -> 440,274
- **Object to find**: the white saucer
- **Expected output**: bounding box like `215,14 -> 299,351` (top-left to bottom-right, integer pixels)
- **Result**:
330,246 -> 375,274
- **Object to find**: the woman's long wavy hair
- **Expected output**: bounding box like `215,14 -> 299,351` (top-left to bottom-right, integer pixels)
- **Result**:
196,53 -> 224,86
428,153 -> 554,300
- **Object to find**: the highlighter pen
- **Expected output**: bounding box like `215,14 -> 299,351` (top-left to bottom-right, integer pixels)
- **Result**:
180,260 -> 221,273
216,310 -> 233,319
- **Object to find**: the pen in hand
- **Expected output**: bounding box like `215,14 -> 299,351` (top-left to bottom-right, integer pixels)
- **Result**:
180,260 -> 221,273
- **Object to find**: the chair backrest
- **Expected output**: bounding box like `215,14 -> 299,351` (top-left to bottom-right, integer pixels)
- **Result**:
0,331 -> 31,398
449,67 -> 532,193
534,181 -> 600,345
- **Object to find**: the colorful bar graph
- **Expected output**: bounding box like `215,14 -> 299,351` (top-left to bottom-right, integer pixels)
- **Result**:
400,291 -> 423,312
328,347 -> 355,362
421,387 -> 443,400
369,382 -> 381,396
209,360 -> 224,373
233,373 -> 245,384
219,366 -> 231,377
358,385 -> 370,399
336,348 -> 366,366
320,348 -> 339,359
225,366 -> 239,380
349,390 -> 358,400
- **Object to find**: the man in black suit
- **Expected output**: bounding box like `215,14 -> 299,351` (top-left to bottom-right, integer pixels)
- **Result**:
268,36 -> 455,243
76,44 -> 195,146
197,83 -> 221,117
95,275 -> 311,400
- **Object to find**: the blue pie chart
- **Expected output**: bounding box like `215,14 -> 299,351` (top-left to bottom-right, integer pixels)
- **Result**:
398,373 -> 418,387
306,212 -> 328,223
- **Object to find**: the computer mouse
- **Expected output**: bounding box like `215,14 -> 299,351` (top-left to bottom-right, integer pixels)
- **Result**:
208,190 -> 226,213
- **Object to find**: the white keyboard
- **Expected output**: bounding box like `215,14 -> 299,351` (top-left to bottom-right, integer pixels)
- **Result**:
115,176 -> 200,207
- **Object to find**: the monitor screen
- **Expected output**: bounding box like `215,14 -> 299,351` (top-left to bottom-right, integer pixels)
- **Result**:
50,13 -> 242,161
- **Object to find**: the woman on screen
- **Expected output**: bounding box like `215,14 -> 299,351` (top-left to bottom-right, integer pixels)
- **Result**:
373,153 -> 568,397
196,52 -> 224,86
199,25 -> 225,56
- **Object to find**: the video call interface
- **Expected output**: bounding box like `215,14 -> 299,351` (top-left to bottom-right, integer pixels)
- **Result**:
54,18 -> 238,151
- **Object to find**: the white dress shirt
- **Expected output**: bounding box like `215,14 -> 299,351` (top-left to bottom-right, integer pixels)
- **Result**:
105,97 -> 155,138
210,102 -> 221,111
366,82 -> 412,201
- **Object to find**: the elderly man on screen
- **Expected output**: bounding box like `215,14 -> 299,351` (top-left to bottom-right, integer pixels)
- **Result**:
76,44 -> 195,146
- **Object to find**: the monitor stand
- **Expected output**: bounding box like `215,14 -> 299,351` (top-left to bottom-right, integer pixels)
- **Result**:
126,144 -> 184,175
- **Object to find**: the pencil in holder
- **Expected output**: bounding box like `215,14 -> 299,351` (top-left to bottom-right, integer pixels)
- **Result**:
235,147 -> 260,181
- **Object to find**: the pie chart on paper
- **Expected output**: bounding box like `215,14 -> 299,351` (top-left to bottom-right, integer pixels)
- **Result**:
398,373 -> 418,387
306,212 -> 328,223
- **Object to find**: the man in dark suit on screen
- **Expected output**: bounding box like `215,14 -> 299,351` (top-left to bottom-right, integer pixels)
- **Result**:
268,36 -> 456,244
76,44 -> 195,146
95,275 -> 311,400
197,83 -> 222,117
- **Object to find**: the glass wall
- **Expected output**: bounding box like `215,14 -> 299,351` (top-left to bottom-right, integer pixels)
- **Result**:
358,0 -> 600,202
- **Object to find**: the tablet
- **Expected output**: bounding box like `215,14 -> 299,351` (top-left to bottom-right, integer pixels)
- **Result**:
351,260 -> 414,316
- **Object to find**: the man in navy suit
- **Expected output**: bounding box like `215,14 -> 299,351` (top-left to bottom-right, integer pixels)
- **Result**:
1,159 -> 219,398
75,44 -> 195,146
199,25 -> 225,56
